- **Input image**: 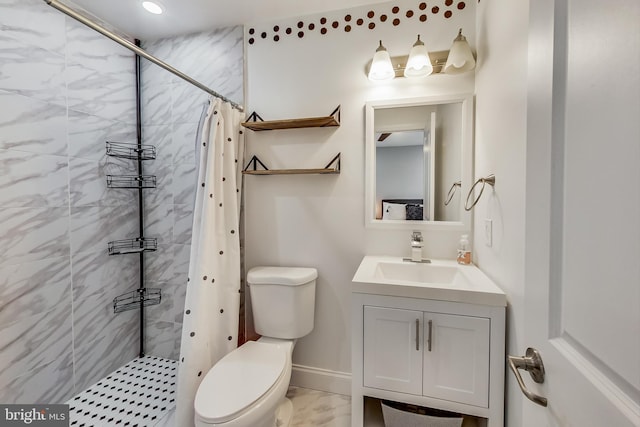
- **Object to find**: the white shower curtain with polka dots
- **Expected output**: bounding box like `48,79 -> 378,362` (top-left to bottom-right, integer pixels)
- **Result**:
175,98 -> 244,426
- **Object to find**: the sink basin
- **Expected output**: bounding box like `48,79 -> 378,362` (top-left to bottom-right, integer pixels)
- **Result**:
374,262 -> 462,286
352,256 -> 506,306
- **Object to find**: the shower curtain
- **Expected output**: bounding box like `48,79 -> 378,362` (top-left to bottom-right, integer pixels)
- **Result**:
175,97 -> 245,426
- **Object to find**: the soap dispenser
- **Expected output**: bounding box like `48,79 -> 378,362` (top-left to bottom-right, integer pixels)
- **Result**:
457,234 -> 471,265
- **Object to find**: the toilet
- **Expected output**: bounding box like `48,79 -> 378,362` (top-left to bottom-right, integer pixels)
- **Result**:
194,266 -> 317,427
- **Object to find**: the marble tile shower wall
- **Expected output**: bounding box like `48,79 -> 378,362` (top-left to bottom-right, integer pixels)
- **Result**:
0,0 -> 139,403
141,28 -> 243,359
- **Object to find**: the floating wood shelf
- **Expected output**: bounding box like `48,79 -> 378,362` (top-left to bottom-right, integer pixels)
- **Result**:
242,153 -> 341,176
241,106 -> 340,131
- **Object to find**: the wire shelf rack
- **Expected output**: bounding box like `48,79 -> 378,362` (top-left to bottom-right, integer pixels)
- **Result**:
113,288 -> 161,313
108,238 -> 158,255
106,141 -> 157,160
106,175 -> 157,189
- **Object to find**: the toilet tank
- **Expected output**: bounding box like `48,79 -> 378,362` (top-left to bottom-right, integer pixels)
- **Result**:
247,266 -> 317,339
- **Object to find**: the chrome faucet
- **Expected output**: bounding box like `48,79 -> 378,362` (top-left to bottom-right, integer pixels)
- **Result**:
410,231 -> 423,262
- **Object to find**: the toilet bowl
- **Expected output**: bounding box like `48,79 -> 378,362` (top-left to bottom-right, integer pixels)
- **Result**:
194,266 -> 317,427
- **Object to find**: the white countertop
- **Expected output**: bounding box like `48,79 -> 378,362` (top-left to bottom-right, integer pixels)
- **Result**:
352,256 -> 507,307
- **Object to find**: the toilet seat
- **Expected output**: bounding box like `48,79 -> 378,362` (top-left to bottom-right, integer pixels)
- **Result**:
194,341 -> 287,424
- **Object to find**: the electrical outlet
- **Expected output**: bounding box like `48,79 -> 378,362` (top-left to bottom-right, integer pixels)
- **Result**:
484,219 -> 493,247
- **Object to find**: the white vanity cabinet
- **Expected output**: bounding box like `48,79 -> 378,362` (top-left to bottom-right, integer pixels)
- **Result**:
363,306 -> 491,408
352,294 -> 505,427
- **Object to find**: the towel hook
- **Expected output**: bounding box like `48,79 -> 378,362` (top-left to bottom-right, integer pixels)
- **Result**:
444,181 -> 461,206
464,175 -> 495,211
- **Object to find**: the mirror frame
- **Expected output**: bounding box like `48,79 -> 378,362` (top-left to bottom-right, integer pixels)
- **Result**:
365,93 -> 474,230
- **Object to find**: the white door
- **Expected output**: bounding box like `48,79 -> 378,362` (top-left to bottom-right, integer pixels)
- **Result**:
363,306 -> 423,395
522,0 -> 640,426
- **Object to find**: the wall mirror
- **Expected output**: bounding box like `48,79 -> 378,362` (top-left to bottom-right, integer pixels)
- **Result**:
365,94 -> 473,229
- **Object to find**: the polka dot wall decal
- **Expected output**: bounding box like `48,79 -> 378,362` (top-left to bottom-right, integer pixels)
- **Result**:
190,332 -> 195,337
393,18 -> 400,25
420,14 -> 427,21
297,21 -> 303,28
458,1 -> 466,9
345,25 -> 352,32
220,309 -> 224,313
219,251 -> 224,255
202,142 -> 206,146
286,27 -> 292,34
203,275 -> 207,280
261,32 -> 267,38
432,6 -> 439,13
222,177 -> 226,181
321,28 -> 327,34
380,14 -> 388,22
248,28 -> 255,35
332,21 -> 339,28
209,193 -> 213,198
298,31 -> 304,38
320,17 -> 327,24
309,23 -> 315,30
273,25 -> 279,31
357,18 -> 364,25
368,22 -> 376,29
367,10 -> 375,18
219,203 -> 222,207
231,230 -> 235,234
197,371 -> 202,377
201,183 -> 205,187
211,278 -> 215,283
227,336 -> 233,341
406,10 -> 414,17
444,10 -> 452,17
345,14 -> 352,21
419,2 -> 427,10
392,6 -> 400,13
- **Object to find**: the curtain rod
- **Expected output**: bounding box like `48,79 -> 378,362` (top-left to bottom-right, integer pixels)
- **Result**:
43,0 -> 244,112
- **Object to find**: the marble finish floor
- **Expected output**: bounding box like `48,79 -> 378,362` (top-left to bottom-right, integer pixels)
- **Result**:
153,385 -> 352,427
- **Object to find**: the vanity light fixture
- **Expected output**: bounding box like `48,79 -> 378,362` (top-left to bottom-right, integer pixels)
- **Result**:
367,41 -> 395,81
365,29 -> 475,81
444,29 -> 476,74
404,35 -> 433,77
142,1 -> 163,15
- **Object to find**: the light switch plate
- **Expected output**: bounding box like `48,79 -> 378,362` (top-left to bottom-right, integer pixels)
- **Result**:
484,219 -> 493,247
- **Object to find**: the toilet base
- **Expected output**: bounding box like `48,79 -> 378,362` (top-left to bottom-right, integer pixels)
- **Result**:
275,398 -> 293,427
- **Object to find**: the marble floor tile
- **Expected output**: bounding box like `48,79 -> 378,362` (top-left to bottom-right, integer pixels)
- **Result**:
286,386 -> 351,427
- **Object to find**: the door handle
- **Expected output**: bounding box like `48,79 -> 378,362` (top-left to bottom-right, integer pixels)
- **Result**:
508,347 -> 548,407
415,319 -> 420,351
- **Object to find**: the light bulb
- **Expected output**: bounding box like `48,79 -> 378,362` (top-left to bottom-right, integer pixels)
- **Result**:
142,1 -> 163,15
444,29 -> 476,74
368,41 -> 395,81
405,35 -> 433,77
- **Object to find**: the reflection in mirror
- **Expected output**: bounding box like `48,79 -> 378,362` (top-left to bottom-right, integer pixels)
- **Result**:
365,95 -> 472,229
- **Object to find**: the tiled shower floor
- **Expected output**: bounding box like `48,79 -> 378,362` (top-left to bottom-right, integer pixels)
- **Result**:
66,355 -> 351,427
67,356 -> 177,427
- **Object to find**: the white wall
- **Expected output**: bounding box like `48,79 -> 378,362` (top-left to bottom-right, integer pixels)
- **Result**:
376,145 -> 424,203
244,0 -> 475,392
435,102 -> 462,220
474,0 -> 529,425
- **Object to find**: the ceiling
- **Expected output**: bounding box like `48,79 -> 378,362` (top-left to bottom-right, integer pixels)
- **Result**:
67,0 -> 391,40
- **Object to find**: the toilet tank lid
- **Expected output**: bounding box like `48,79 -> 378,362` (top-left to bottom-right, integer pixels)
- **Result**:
247,266 -> 317,286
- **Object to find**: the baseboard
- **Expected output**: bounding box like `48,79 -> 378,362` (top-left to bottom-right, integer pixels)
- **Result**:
290,364 -> 352,396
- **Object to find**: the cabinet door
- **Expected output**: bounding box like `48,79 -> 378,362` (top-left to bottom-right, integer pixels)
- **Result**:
363,306 -> 423,395
423,313 -> 490,407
